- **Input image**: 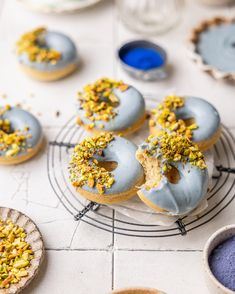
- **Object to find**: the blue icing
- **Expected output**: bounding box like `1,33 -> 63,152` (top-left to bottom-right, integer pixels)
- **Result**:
81,136 -> 144,195
173,96 -> 220,143
77,86 -> 145,132
18,31 -> 78,71
0,107 -> 42,157
197,23 -> 235,72
141,162 -> 209,215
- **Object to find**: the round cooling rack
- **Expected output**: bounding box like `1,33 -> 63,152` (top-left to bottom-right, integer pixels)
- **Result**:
47,96 -> 235,238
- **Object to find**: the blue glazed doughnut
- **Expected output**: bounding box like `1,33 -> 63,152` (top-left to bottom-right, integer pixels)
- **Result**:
149,95 -> 221,151
69,133 -> 144,204
197,22 -> 235,73
136,133 -> 209,216
76,78 -> 146,136
0,106 -> 43,165
17,27 -> 79,81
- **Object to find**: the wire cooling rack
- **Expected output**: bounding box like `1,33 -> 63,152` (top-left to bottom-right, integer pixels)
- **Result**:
47,96 -> 235,238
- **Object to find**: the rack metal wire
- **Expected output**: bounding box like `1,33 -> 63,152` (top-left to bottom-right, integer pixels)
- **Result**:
47,96 -> 235,238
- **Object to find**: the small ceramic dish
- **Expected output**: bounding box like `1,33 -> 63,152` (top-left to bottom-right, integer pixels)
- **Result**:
203,224 -> 235,294
118,40 -> 168,81
111,287 -> 166,294
0,207 -> 44,294
188,17 -> 235,82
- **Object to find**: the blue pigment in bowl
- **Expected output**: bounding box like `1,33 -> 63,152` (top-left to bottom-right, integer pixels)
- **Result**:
118,40 -> 167,81
209,235 -> 235,291
121,47 -> 165,70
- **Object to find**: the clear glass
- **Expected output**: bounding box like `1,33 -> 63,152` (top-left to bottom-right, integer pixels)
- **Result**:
116,0 -> 184,35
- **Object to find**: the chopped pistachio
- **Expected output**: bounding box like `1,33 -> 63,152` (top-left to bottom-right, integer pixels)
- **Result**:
144,132 -> 207,173
0,219 -> 34,289
16,27 -> 61,64
69,133 -> 115,194
150,95 -> 198,139
0,106 -> 31,157
77,78 -> 129,128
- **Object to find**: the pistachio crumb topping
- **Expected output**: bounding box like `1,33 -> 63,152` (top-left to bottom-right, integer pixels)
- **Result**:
0,219 -> 34,289
16,27 -> 61,64
144,132 -> 206,172
77,78 -> 129,129
150,95 -> 198,139
0,106 -> 31,157
69,132 -> 115,194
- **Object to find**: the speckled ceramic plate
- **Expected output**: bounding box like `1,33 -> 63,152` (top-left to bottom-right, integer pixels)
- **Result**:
0,207 -> 44,294
188,17 -> 235,82
17,0 -> 103,13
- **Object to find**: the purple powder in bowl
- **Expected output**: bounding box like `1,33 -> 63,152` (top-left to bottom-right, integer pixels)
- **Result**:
209,235 -> 235,291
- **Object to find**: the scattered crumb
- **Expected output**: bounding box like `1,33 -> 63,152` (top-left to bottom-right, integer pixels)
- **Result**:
55,110 -> 60,117
29,93 -> 35,98
37,112 -> 42,117
1,94 -> 7,99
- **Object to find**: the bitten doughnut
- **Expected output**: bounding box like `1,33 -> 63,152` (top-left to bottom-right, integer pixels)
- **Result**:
0,105 -> 43,165
149,95 -> 221,151
16,27 -> 78,81
76,78 -> 146,136
136,132 -> 209,216
69,133 -> 144,204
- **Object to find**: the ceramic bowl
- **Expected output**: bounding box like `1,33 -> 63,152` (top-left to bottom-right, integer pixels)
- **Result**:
0,207 -> 44,294
111,287 -> 166,294
118,40 -> 168,81
188,17 -> 235,82
203,224 -> 235,294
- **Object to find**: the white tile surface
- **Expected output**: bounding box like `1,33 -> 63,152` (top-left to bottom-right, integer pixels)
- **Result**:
23,250 -> 112,294
114,250 -> 207,294
0,0 -> 235,293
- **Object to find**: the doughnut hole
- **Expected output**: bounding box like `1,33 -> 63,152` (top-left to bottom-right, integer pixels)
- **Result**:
100,96 -> 120,108
97,161 -> 118,172
0,119 -> 14,134
164,165 -> 181,184
182,117 -> 196,127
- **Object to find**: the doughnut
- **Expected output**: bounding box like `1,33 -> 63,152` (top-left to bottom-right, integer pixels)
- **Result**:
149,95 -> 221,151
0,105 -> 43,165
16,27 -> 79,81
69,133 -> 144,204
136,132 -> 209,216
76,78 -> 146,136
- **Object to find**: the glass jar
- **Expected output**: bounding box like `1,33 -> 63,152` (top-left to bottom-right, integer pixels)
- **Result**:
116,0 -> 184,35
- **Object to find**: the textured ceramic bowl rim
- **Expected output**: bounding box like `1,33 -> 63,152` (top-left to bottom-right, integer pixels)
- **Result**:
111,286 -> 165,294
203,224 -> 235,294
118,40 -> 167,73
17,0 -> 103,13
188,16 -> 235,82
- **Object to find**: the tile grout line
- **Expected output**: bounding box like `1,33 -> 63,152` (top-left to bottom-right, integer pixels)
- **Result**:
111,209 -> 115,291
45,248 -> 203,252
112,0 -> 118,79
111,4 -> 118,290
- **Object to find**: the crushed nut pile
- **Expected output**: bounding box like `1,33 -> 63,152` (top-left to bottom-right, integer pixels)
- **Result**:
144,132 -> 206,172
69,132 -> 115,194
0,219 -> 34,289
0,105 -> 31,157
16,27 -> 61,64
149,95 -> 198,140
77,78 -> 129,130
